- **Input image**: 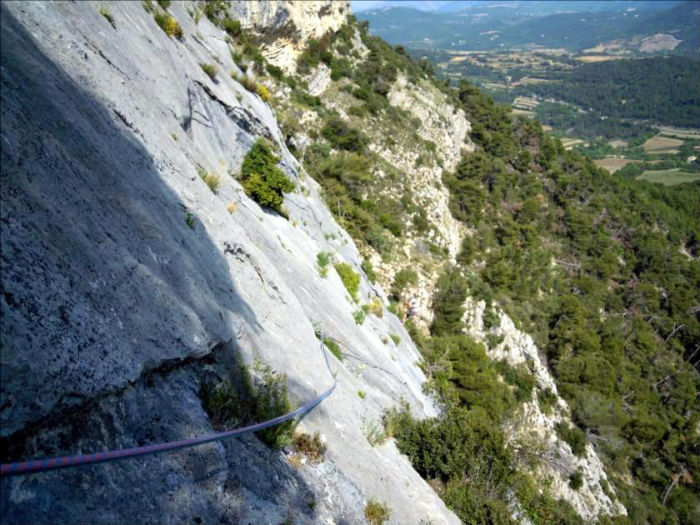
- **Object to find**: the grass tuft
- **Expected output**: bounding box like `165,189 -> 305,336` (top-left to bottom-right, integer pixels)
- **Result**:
365,499 -> 391,525
293,431 -> 327,463
153,12 -> 183,39
200,63 -> 219,80
198,166 -> 222,194
99,7 -> 116,29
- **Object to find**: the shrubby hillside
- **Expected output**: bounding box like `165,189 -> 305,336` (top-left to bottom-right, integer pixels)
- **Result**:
260,12 -> 700,525
1,2 -> 698,524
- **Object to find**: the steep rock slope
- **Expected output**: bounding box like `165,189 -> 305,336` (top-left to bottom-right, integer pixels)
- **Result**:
272,28 -> 473,330
463,299 -> 626,521
253,4 -> 698,525
0,2 -> 458,524
230,0 -> 348,73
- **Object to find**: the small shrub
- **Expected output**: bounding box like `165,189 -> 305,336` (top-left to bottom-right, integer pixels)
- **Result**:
188,6 -> 203,24
231,72 -> 260,95
292,89 -> 321,108
323,336 -> 342,361
334,262 -> 360,301
361,258 -> 377,283
556,422 -> 587,457
569,469 -> 584,491
538,387 -> 558,415
485,333 -> 504,349
199,168 -> 222,193
157,0 -> 171,8
390,334 -> 401,345
185,212 -> 195,229
266,63 -> 284,80
365,499 -> 391,525
255,83 -> 271,102
99,7 -> 116,29
239,139 -> 295,214
363,420 -> 386,447
365,299 -> 383,317
202,0 -> 228,22
382,404 -> 411,439
241,42 -> 265,70
153,12 -> 183,39
293,431 -> 326,462
316,251 -> 333,277
353,309 -> 366,325
483,307 -> 501,329
348,105 -> 367,117
391,268 -> 418,300
221,17 -> 241,38
358,390 -> 366,399
200,63 -> 219,80
200,363 -> 295,449
495,360 -> 536,402
321,116 -> 368,152
387,300 -> 399,316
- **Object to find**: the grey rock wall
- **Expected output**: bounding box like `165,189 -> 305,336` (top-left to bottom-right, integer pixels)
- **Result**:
0,2 -> 458,524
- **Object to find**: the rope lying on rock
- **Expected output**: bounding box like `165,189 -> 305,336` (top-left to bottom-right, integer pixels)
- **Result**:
1,334 -> 337,477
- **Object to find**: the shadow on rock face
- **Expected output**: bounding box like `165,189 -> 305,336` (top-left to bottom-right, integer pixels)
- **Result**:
0,8 -> 316,524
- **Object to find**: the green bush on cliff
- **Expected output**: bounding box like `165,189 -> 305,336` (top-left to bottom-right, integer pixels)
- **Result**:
334,262 -> 360,301
200,363 -> 295,449
390,268 -> 418,300
239,139 -> 295,215
321,116 -> 368,153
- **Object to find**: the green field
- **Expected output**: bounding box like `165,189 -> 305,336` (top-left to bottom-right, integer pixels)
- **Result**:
636,168 -> 700,186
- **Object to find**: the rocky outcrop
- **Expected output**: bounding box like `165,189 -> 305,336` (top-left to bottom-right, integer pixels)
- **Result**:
368,77 -> 473,328
0,2 -> 458,524
463,299 -> 627,521
230,0 -> 349,73
306,63 -> 332,97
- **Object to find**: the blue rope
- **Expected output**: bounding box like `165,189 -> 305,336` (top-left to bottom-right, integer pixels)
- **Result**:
1,333 -> 337,476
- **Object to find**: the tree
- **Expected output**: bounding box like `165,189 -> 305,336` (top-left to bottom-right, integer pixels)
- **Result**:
431,267 -> 467,336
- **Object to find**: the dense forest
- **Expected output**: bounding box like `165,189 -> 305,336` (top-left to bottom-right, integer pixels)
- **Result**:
393,79 -> 700,525
518,56 -> 700,129
271,17 -> 700,525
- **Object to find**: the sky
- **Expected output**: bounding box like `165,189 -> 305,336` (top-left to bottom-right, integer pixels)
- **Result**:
351,1 -> 458,12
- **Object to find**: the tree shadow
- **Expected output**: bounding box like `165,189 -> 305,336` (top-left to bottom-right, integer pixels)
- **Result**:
0,8 -> 317,524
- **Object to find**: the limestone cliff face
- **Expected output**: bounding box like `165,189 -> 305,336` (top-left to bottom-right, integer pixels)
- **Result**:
0,2 -> 457,524
229,0 -> 349,73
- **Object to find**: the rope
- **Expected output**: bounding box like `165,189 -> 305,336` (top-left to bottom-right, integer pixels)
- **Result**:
322,334 -> 410,388
1,334 -> 337,477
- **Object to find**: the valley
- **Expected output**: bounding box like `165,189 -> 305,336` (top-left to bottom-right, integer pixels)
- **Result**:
360,1 -> 700,185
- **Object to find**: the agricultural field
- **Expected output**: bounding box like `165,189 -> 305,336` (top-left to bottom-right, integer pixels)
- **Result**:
594,157 -> 637,173
657,126 -> 700,140
406,40 -> 700,188
642,135 -> 684,154
575,55 -> 621,63
560,137 -> 587,150
636,168 -> 700,186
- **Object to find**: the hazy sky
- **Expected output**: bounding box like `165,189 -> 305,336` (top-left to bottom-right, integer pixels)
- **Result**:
351,1 -> 457,12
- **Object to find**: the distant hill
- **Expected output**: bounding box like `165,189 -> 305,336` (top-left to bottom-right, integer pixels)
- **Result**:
357,0 -> 699,53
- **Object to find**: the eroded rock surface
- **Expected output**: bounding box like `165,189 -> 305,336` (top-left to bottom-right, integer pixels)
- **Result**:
0,2 -> 458,524
230,0 -> 349,74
